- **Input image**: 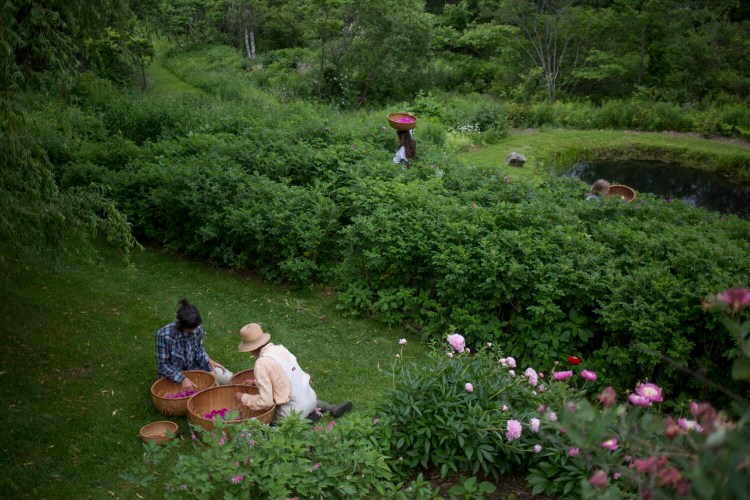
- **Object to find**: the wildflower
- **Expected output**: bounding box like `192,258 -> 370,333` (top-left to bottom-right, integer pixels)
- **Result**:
534,444 -> 542,453
601,438 -> 619,451
447,333 -> 465,353
598,386 -> 617,408
567,402 -> 577,412
311,463 -> 321,471
717,288 -> 750,313
589,470 -> 608,489
548,412 -> 558,422
530,417 -> 540,433
231,475 -> 244,484
567,355 -> 581,365
373,418 -> 379,424
524,367 -> 538,386
614,472 -> 622,479
219,436 -> 226,447
486,342 -> 492,347
629,394 -> 652,407
537,404 -> 547,413
553,370 -> 573,380
508,369 -> 515,376
180,484 -> 188,491
191,432 -> 197,441
656,467 -> 682,489
502,405 -> 508,411
464,382 -> 474,393
568,447 -> 580,457
327,421 -> 335,431
539,384 -> 546,392
636,383 -> 663,403
395,354 -> 400,359
399,338 -> 407,345
447,352 -> 453,358
506,419 -> 522,441
581,370 -> 597,381
677,418 -> 703,432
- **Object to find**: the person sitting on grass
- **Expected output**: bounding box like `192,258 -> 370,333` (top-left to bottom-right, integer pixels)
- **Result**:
155,298 -> 232,390
234,323 -> 352,423
586,179 -> 611,201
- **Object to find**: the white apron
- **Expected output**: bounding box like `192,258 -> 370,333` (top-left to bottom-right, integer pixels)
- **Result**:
261,347 -> 317,421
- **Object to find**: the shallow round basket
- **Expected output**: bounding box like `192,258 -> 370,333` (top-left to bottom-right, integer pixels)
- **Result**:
230,368 -> 255,386
387,113 -> 417,131
187,385 -> 275,432
140,420 -> 178,446
151,370 -> 217,417
607,184 -> 637,203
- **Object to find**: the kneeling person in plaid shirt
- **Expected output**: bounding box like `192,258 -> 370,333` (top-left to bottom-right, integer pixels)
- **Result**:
156,298 -> 232,390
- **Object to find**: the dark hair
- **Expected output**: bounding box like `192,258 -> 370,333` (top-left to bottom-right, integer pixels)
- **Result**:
397,130 -> 416,159
176,298 -> 202,330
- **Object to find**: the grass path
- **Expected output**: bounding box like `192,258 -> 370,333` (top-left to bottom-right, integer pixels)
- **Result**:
145,45 -> 201,95
458,128 -> 750,183
0,248 -> 426,498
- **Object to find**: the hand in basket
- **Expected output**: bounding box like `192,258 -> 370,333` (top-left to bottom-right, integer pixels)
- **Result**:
234,392 -> 245,402
182,377 -> 198,391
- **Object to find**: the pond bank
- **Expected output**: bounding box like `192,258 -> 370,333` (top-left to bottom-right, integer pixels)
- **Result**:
458,129 -> 750,184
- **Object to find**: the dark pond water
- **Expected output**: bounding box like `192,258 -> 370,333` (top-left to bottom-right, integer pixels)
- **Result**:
564,160 -> 750,219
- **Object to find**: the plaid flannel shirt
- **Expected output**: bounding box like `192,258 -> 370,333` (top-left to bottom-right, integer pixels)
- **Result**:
155,321 -> 211,382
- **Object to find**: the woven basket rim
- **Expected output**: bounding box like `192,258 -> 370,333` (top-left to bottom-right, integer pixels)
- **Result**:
151,370 -> 217,401
187,385 -> 274,426
229,368 -> 255,384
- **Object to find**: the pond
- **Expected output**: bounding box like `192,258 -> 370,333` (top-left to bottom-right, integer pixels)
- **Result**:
564,160 -> 750,219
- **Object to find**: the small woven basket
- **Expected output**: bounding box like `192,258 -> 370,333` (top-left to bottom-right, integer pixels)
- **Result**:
151,370 -> 217,417
230,368 -> 255,386
187,385 -> 275,432
607,184 -> 637,203
387,113 -> 417,131
140,420 -> 178,446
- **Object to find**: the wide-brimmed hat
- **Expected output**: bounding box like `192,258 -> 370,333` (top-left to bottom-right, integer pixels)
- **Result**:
238,323 -> 271,352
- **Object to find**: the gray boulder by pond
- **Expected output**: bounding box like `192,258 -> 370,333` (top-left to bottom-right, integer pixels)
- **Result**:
505,152 -> 526,167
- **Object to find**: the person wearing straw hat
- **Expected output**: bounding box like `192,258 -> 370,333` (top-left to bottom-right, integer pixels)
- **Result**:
155,298 -> 233,390
234,323 -> 352,423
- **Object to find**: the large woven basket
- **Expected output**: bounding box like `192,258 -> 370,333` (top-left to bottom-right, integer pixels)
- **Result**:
387,113 -> 417,131
187,385 -> 275,432
151,370 -> 217,417
607,184 -> 637,203
140,420 -> 178,446
229,368 -> 255,386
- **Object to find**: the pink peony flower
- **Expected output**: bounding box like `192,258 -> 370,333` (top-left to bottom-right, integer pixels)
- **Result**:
231,475 -> 244,484
539,384 -> 546,392
465,383 -> 474,393
534,444 -> 542,453
530,418 -> 540,433
717,288 -> 750,313
506,419 -> 522,441
500,356 -> 517,368
598,386 -> 617,408
373,418 -> 379,424
581,370 -> 597,381
537,404 -> 547,413
553,371 -> 573,380
614,472 -> 622,479
589,470 -> 608,489
524,367 -> 538,386
548,412 -> 558,422
629,394 -> 652,407
636,383 -> 663,403
447,334 -> 465,353
508,369 -> 515,376
678,418 -> 703,432
399,338 -> 407,345
601,438 -> 619,451
568,447 -> 580,457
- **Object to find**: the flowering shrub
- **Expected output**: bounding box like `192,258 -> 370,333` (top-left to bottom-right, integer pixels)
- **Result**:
376,335 -> 562,479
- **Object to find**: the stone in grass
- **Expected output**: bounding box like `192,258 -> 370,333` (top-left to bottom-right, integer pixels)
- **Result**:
505,152 -> 526,167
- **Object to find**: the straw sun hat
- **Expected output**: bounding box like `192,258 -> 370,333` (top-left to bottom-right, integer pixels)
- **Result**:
238,323 -> 271,352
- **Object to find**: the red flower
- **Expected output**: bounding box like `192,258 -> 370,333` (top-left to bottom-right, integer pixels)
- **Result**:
567,355 -> 581,365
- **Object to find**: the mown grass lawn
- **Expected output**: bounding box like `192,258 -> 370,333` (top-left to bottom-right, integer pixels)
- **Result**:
458,128 -> 750,183
0,247 -> 427,498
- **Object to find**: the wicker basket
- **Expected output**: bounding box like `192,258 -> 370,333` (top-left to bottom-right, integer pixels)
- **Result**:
387,113 -> 417,131
187,385 -> 275,432
151,370 -> 217,416
230,368 -> 255,386
140,420 -> 178,445
607,184 -> 637,203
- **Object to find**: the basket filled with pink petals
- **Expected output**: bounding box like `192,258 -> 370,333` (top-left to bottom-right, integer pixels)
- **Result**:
387,113 -> 417,131
187,385 -> 275,432
230,368 -> 255,386
150,370 -> 217,417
